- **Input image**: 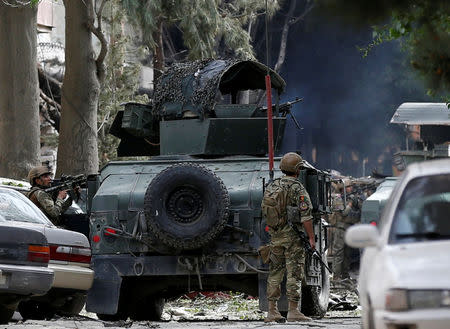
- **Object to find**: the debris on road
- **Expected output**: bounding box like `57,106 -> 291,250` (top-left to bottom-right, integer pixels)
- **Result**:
161,292 -> 263,321
326,277 -> 361,318
329,293 -> 358,311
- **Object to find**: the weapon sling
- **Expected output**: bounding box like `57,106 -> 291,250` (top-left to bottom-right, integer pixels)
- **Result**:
288,221 -> 333,274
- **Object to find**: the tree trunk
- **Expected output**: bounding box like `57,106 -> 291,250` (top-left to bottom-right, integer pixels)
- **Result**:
58,0 -> 99,176
152,20 -> 164,83
0,3 -> 40,180
273,0 -> 296,73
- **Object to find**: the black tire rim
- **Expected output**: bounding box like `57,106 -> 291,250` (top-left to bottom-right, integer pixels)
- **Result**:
167,187 -> 204,223
144,163 -> 230,250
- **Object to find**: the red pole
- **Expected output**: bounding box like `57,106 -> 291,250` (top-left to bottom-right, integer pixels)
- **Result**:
265,75 -> 274,177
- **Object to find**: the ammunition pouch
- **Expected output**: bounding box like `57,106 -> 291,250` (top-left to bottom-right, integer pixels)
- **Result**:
258,245 -> 271,264
269,246 -> 285,268
287,206 -> 301,224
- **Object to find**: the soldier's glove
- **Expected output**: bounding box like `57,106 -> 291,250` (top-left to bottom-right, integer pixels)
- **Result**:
73,185 -> 81,202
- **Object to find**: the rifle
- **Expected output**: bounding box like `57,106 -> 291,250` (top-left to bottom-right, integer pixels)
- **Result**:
261,97 -> 304,130
289,222 -> 333,274
44,174 -> 87,201
351,182 -> 379,200
277,97 -> 304,114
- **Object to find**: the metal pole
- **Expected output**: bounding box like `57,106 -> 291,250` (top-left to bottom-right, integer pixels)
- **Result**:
266,75 -> 274,180
265,0 -> 274,181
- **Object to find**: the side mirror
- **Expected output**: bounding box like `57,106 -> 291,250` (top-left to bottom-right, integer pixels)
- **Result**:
345,224 -> 380,248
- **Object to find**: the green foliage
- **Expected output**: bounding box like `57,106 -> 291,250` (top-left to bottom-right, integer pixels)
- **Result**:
336,0 -> 450,95
120,0 -> 281,61
2,181 -> 24,187
378,5 -> 448,95
98,0 -> 148,167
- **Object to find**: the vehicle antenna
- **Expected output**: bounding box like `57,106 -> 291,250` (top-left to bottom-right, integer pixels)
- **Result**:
265,0 -> 274,182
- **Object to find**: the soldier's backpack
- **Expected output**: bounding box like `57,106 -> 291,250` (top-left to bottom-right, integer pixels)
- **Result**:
261,178 -> 289,229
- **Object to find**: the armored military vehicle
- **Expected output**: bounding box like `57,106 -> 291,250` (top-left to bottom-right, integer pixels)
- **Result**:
85,59 -> 332,320
361,102 -> 450,226
360,177 -> 397,225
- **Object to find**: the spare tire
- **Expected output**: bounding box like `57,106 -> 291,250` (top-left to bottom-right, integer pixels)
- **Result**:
144,163 -> 230,250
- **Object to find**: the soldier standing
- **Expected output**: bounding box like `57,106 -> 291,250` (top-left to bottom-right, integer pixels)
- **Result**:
27,166 -> 73,226
332,180 -> 361,280
262,152 -> 315,322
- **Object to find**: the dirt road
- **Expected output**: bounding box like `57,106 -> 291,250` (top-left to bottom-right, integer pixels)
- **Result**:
4,288 -> 361,328
5,317 -> 361,329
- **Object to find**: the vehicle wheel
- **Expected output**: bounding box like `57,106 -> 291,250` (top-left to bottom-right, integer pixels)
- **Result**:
129,296 -> 164,321
301,254 -> 331,317
0,304 -> 16,324
18,300 -> 55,320
144,163 -> 230,250
57,293 -> 86,316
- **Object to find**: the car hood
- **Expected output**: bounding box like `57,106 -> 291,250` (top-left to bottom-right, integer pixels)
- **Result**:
387,241 -> 450,289
5,221 -> 89,248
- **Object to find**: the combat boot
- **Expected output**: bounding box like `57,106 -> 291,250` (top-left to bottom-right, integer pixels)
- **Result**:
264,301 -> 285,323
287,301 -> 312,322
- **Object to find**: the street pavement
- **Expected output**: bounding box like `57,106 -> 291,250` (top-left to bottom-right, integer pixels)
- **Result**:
4,317 -> 361,329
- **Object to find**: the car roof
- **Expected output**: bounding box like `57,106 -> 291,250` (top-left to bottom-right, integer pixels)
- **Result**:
404,158 -> 450,180
390,102 -> 450,125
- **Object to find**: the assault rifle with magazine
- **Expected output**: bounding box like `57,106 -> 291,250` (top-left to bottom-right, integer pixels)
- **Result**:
45,174 -> 87,201
289,221 -> 333,274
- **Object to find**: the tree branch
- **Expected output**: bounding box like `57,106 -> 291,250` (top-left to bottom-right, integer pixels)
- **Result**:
289,1 -> 314,26
38,65 -> 62,106
38,66 -> 62,89
40,90 -> 61,131
85,0 -> 109,82
1,0 -> 33,7
274,0 -> 297,73
40,90 -> 61,111
273,0 -> 315,73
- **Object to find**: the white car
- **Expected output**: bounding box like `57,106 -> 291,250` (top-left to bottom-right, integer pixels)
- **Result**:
0,187 -> 94,319
346,159 -> 450,329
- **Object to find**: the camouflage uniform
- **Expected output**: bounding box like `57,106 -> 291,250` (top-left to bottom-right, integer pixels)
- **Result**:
28,186 -> 72,226
267,176 -> 313,302
332,194 -> 360,279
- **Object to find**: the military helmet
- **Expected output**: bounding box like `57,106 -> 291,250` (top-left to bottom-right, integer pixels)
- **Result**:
28,166 -> 52,185
280,152 -> 303,173
333,181 -> 344,192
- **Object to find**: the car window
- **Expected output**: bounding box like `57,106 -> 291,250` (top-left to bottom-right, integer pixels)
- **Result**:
389,174 -> 450,244
0,188 -> 53,225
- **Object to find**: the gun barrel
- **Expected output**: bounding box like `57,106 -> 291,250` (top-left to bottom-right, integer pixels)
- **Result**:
278,97 -> 304,112
260,97 -> 304,112
45,175 -> 87,193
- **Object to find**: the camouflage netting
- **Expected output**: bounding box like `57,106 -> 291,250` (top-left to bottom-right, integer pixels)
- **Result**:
153,59 -> 285,119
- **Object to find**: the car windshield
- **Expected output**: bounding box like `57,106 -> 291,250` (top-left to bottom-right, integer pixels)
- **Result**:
0,188 -> 53,225
389,174 -> 450,244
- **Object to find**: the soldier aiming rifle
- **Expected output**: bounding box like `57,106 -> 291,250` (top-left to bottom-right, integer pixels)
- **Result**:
27,166 -> 86,227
